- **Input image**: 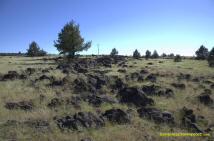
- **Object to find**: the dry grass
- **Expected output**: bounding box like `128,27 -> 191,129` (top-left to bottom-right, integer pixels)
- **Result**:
0,55 -> 213,141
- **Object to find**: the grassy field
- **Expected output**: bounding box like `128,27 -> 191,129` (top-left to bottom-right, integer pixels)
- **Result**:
0,55 -> 213,141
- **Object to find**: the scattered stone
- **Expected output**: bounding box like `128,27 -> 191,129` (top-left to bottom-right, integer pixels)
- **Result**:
103,108 -> 130,124
137,76 -> 144,82
79,137 -> 93,141
74,78 -> 88,92
211,84 -> 214,89
2,71 -> 19,80
145,73 -> 157,82
5,101 -> 34,110
203,80 -> 213,84
171,83 -> 185,89
177,73 -> 191,81
117,69 -> 126,73
26,68 -> 36,75
181,107 -> 203,133
118,86 -> 154,107
137,107 -> 174,124
147,62 -> 153,65
140,69 -> 148,74
47,98 -> 64,108
198,93 -> 213,105
192,77 -> 200,82
54,112 -> 104,130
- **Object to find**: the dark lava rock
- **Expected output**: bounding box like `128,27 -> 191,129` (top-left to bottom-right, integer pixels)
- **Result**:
73,63 -> 88,73
101,97 -> 118,104
211,84 -> 214,89
122,64 -> 128,68
96,56 -> 113,67
156,88 -> 174,97
137,76 -> 144,82
192,77 -> 200,82
19,74 -> 27,79
26,68 -> 36,75
50,77 -> 68,86
81,94 -> 118,106
74,78 -> 88,92
204,89 -> 212,95
103,108 -> 130,124
159,61 -> 163,63
47,98 -> 64,108
66,96 -> 82,106
137,107 -> 174,124
118,86 -> 154,107
79,138 -> 93,141
111,78 -> 126,90
5,101 -> 34,110
171,83 -> 185,89
38,75 -> 55,81
140,69 -> 148,74
181,107 -> 203,133
2,71 -> 19,80
145,73 -> 157,82
177,73 -> 191,81
42,69 -> 49,73
55,112 -> 104,130
117,69 -> 126,73
130,72 -> 140,79
198,93 -> 213,105
142,84 -> 160,95
147,62 -> 153,65
203,80 -> 213,84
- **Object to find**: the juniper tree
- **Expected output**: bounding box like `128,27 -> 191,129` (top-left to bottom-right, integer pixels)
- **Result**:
54,20 -> 91,60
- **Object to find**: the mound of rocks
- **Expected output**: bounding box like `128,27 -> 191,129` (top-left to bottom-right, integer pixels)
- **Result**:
54,112 -> 104,130
118,86 -> 154,107
5,101 -> 34,110
2,71 -> 27,80
142,84 -> 174,97
137,107 -> 174,124
181,107 -> 203,133
103,108 -> 130,124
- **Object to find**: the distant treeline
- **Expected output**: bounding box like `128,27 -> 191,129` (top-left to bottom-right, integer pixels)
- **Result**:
0,53 -> 24,56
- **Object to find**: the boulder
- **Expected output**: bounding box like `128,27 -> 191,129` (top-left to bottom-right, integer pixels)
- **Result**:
137,107 -> 174,124
198,93 -> 213,105
181,107 -> 204,133
103,108 -> 130,124
118,86 -> 154,107
171,83 -> 185,89
54,112 -> 104,130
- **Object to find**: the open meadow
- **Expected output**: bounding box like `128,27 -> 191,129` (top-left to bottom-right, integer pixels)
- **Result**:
0,55 -> 213,141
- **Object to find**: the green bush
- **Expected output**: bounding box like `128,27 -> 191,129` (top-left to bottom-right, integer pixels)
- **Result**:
174,54 -> 182,62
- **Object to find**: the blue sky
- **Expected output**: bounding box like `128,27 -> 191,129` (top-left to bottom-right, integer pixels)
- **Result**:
0,0 -> 214,56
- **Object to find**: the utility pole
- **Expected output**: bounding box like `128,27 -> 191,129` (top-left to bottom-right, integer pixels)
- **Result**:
97,44 -> 100,56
